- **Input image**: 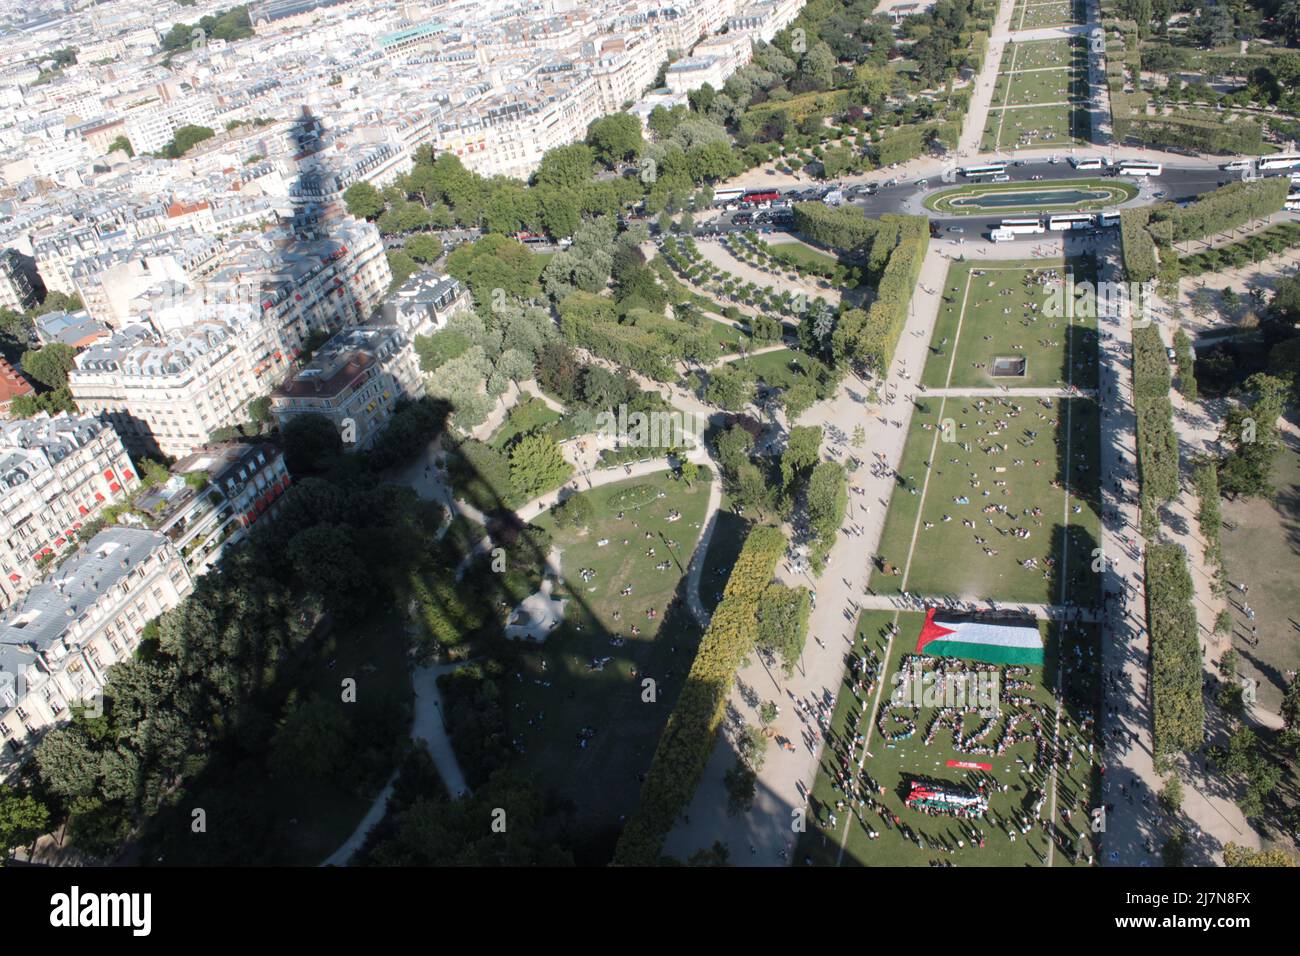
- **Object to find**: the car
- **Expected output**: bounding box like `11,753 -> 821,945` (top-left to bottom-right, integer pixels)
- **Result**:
947,226 -> 964,233
1050,155 -> 1062,164
916,178 -> 929,188
883,178 -> 898,187
1153,190 -> 1166,198
1166,346 -> 1177,362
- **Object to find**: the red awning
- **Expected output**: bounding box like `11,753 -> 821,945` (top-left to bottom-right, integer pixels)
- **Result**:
103,469 -> 114,480
78,505 -> 88,515
8,573 -> 20,582
110,482 -> 121,493
55,538 -> 65,547
94,492 -> 105,502
124,470 -> 134,480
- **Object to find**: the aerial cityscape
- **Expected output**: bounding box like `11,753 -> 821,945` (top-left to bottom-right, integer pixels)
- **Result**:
0,0 -> 1296,891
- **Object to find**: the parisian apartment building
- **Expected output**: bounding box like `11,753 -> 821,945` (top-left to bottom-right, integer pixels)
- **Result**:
0,413 -> 139,609
270,324 -> 424,451
0,526 -> 193,780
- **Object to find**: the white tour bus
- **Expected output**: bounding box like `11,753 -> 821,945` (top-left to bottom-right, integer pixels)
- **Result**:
713,187 -> 744,206
1071,157 -> 1104,170
961,163 -> 1007,179
1098,212 -> 1121,228
1257,154 -> 1300,171
1287,199 -> 1300,211
1117,160 -> 1162,176
1047,213 -> 1095,231
990,228 -> 1017,242
1000,217 -> 1046,235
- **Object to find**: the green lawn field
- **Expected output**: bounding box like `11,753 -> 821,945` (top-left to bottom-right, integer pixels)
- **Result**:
500,468 -> 712,829
1011,0 -> 1080,30
920,258 -> 1100,389
867,394 -> 1102,605
798,609 -> 1101,866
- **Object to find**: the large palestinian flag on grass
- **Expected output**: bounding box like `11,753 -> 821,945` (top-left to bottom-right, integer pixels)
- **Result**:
915,608 -> 1044,666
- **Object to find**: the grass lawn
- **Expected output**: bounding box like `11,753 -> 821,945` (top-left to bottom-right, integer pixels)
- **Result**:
868,394 -> 1102,605
1012,0 -> 1079,30
1004,37 -> 1076,71
499,468 -> 713,829
798,609 -> 1101,866
983,103 -> 1091,151
699,314 -> 754,356
767,239 -> 844,273
999,67 -> 1075,107
920,258 -> 1100,389
727,347 -> 831,389
488,394 -> 563,451
1221,435 -> 1300,713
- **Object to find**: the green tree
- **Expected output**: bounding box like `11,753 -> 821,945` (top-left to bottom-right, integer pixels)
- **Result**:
0,787 -> 50,856
161,124 -> 215,158
344,181 -> 385,220
20,343 -> 76,389
586,114 -> 644,167
281,413 -> 344,476
405,234 -> 443,264
107,135 -> 133,157
534,144 -> 596,190
509,434 -> 572,499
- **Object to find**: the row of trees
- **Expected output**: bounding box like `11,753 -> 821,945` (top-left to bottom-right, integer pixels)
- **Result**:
1132,325 -> 1180,535
613,524 -> 787,865
1145,543 -> 1206,758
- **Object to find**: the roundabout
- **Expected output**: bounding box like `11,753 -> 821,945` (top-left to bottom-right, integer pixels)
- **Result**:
923,178 -> 1139,216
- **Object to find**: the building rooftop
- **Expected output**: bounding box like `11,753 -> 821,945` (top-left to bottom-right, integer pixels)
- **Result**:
0,527 -> 170,654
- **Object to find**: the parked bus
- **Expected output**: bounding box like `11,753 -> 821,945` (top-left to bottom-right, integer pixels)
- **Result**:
1047,213 -> 1095,231
961,163 -> 1007,178
1287,199 -> 1300,211
1071,157 -> 1104,170
1000,217 -> 1046,234
713,187 -> 744,205
1098,212 -> 1121,228
990,228 -> 1017,242
742,189 -> 781,205
1257,153 -> 1300,171
1117,160 -> 1162,176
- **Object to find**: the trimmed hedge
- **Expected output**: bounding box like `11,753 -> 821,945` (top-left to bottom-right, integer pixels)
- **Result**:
1120,208 -> 1158,283
1192,458 -> 1222,569
1163,178 -> 1290,243
613,524 -> 787,865
853,216 -> 929,375
1145,543 -> 1205,757
792,202 -> 881,252
1132,325 -> 1179,505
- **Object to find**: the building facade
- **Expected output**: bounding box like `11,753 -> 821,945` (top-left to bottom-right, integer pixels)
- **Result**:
0,413 -> 139,609
0,527 -> 192,779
